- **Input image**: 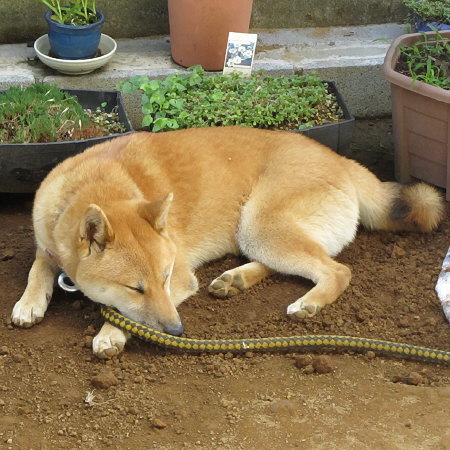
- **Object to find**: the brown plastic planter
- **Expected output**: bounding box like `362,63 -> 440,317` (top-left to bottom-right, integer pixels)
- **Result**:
383,30 -> 450,200
168,0 -> 253,71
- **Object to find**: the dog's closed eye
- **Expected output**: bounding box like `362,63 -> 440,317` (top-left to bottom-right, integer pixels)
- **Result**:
125,284 -> 145,295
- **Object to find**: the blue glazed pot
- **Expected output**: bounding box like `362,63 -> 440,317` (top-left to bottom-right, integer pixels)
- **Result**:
415,21 -> 450,32
412,14 -> 450,32
45,10 -> 105,60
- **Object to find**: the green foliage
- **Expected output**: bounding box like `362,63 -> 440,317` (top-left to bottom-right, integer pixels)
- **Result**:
398,30 -> 450,89
117,66 -> 344,132
0,84 -> 88,143
37,0 -> 98,25
403,0 -> 450,25
0,84 -> 125,144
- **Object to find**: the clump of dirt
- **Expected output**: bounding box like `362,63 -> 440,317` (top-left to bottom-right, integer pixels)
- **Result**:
0,120 -> 449,449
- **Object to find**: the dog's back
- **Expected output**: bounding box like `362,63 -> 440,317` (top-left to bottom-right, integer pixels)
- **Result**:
35,127 -> 443,259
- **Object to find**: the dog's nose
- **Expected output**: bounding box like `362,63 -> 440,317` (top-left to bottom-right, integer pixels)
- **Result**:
164,323 -> 184,337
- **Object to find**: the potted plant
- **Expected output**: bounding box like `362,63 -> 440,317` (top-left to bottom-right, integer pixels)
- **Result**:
0,84 -> 133,193
168,0 -> 254,71
403,0 -> 450,31
117,66 -> 354,153
37,0 -> 105,59
383,29 -> 450,199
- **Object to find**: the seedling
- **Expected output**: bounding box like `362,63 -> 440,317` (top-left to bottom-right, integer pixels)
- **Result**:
397,30 -> 450,89
118,66 -> 344,132
36,0 -> 98,25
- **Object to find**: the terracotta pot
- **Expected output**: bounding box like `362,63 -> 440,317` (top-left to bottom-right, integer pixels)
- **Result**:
168,0 -> 254,71
383,30 -> 450,200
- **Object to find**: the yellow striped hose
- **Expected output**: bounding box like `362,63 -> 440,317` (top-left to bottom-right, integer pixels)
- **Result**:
100,306 -> 450,366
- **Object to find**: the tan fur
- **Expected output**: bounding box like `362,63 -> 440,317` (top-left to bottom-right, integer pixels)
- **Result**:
11,127 -> 444,358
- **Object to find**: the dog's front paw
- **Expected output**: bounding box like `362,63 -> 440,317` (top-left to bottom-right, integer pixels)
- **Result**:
287,299 -> 321,320
93,323 -> 129,359
208,271 -> 245,298
11,294 -> 49,328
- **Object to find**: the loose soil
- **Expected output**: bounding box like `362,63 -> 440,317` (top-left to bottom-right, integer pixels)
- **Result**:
1,120 -> 449,450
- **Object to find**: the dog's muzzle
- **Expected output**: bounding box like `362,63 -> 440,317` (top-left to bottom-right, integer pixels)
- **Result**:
163,323 -> 184,336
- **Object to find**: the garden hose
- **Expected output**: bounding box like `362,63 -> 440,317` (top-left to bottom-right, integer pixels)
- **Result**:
100,306 -> 450,366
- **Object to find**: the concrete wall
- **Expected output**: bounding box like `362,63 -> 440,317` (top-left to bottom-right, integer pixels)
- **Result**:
252,0 -> 407,29
0,0 -> 407,44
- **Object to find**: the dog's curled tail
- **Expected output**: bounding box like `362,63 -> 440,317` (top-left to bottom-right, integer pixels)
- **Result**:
348,160 -> 444,232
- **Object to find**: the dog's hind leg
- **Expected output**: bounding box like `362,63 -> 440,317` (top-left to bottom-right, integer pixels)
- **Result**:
284,253 -> 352,319
240,225 -> 352,318
208,261 -> 273,298
11,248 -> 58,327
236,192 -> 356,319
93,322 -> 130,359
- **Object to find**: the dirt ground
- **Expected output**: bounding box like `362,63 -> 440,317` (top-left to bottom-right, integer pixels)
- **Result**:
1,120 -> 450,450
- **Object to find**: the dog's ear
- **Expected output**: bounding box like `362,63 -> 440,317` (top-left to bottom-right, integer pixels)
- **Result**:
80,204 -> 114,252
138,193 -> 173,234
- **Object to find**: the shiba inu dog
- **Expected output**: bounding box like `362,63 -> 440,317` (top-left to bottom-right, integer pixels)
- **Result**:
11,127 -> 444,358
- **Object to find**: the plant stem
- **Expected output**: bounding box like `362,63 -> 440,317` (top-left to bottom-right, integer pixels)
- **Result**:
39,0 -> 63,23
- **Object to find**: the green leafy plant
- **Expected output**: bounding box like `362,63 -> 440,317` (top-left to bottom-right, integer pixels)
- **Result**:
37,0 -> 98,25
0,84 -> 125,144
397,30 -> 450,89
117,66 -> 344,132
403,0 -> 450,26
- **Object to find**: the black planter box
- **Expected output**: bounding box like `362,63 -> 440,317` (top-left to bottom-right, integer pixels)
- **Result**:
0,89 -> 133,193
293,81 -> 354,154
